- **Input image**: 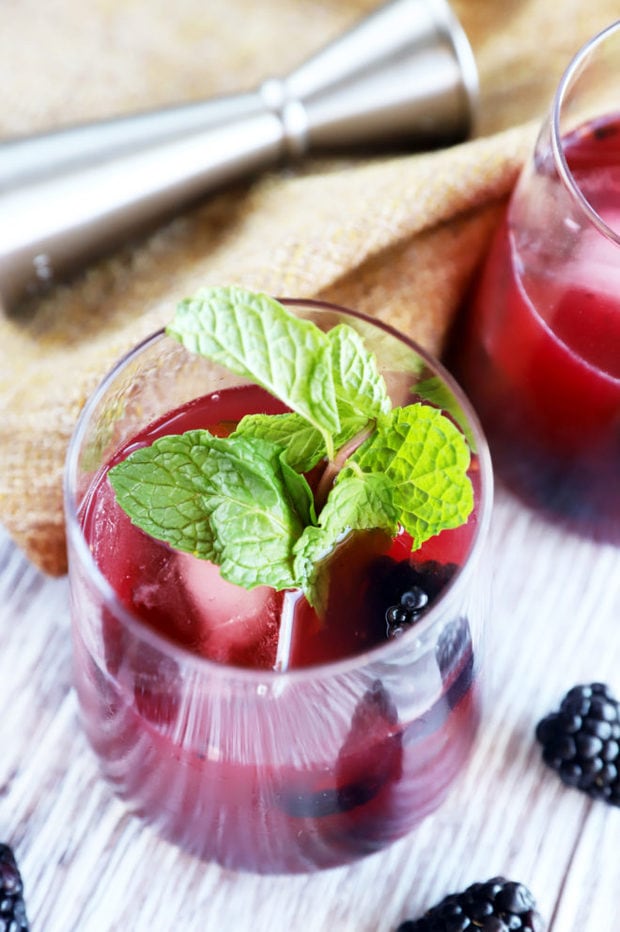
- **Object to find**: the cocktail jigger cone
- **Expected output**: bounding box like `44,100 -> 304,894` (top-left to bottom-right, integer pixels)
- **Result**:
0,0 -> 478,307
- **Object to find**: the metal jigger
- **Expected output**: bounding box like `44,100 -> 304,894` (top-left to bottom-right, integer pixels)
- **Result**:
0,0 -> 478,308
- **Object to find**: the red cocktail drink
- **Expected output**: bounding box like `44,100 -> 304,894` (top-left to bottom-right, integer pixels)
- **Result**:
66,299 -> 492,873
455,25 -> 620,541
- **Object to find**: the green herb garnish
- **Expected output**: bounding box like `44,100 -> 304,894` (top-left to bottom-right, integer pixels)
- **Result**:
109,286 -> 474,608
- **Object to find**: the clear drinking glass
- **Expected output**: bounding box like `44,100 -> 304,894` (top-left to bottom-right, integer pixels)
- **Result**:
65,299 -> 492,874
456,21 -> 620,542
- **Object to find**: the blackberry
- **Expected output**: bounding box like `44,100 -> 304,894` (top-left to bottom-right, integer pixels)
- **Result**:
276,680 -> 402,817
535,682 -> 620,805
386,586 -> 429,637
435,616 -> 474,709
397,876 -> 544,932
0,844 -> 29,931
436,616 -> 472,677
370,558 -> 458,639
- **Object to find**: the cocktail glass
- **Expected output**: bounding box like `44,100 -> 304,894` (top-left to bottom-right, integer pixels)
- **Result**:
455,21 -> 620,542
64,299 -> 492,873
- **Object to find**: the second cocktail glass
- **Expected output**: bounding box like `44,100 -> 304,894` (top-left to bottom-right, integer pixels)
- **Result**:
456,21 -> 620,542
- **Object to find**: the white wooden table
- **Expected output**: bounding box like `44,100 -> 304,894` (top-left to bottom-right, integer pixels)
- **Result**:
0,480 -> 618,932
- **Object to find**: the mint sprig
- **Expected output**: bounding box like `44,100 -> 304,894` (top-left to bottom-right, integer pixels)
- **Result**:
109,286 -> 474,608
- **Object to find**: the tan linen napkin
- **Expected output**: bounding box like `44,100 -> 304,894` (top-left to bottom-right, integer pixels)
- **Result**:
0,0 -> 617,575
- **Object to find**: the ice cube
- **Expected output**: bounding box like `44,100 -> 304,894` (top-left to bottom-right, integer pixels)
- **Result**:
566,208 -> 620,299
176,552 -> 278,665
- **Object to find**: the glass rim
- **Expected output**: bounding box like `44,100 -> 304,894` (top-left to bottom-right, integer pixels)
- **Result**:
551,19 -> 620,247
64,297 -> 493,686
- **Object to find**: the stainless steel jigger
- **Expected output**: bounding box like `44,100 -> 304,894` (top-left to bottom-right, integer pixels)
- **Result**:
0,0 -> 478,307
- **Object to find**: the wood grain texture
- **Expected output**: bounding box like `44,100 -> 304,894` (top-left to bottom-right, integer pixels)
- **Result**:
0,482 -> 618,932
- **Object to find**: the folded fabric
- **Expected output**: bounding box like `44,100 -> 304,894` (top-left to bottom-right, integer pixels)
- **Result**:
0,0 -> 617,575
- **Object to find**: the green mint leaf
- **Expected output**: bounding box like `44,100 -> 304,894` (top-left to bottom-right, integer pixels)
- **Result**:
167,285 -> 340,459
108,432 -> 220,559
413,375 -> 477,452
350,403 -> 473,547
278,455 -> 317,529
328,323 -> 391,425
233,412 -> 326,473
109,430 -> 313,591
293,471 -> 399,608
327,323 -> 391,450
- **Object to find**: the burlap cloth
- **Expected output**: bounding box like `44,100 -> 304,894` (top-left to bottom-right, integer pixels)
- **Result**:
0,0 -> 617,575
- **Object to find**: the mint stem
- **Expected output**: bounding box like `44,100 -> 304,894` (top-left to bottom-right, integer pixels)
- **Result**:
314,423 -> 375,512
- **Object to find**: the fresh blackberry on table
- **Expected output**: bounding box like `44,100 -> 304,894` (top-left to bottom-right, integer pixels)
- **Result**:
369,557 -> 458,640
396,876 -> 544,931
0,844 -> 29,931
535,682 -> 620,805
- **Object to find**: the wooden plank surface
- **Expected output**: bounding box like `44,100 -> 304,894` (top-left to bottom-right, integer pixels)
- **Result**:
0,481 -> 618,932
